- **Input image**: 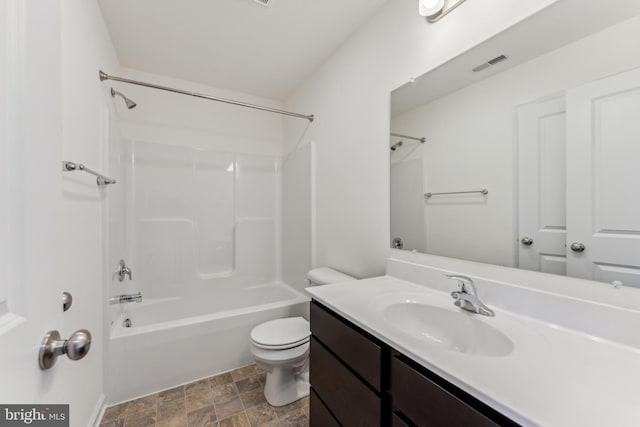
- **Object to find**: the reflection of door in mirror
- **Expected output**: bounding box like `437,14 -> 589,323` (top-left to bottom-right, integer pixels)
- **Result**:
517,97 -> 567,276
566,67 -> 640,286
517,67 -> 640,287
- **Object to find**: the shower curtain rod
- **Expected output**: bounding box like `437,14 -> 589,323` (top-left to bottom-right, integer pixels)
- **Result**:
390,132 -> 426,143
99,70 -> 314,122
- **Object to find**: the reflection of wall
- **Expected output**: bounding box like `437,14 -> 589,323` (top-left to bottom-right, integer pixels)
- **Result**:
283,0 -> 559,278
390,159 -> 426,253
391,15 -> 640,267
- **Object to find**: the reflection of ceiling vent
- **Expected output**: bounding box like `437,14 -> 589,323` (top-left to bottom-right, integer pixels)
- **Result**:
254,0 -> 269,5
472,55 -> 507,72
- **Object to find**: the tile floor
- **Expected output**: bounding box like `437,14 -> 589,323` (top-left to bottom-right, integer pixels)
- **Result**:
99,364 -> 309,427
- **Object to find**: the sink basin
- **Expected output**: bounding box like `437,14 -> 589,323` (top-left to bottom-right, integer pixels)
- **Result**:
384,303 -> 514,357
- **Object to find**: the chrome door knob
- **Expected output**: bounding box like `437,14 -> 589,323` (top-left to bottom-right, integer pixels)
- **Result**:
520,237 -> 534,246
570,242 -> 586,252
39,329 -> 92,370
62,291 -> 73,312
392,237 -> 404,249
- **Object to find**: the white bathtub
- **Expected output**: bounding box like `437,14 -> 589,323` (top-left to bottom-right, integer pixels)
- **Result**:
105,282 -> 309,404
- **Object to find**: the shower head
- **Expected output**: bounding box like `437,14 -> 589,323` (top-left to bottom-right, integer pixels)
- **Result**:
110,88 -> 137,109
390,141 -> 403,151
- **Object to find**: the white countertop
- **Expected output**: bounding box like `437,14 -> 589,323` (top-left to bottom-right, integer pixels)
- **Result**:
306,276 -> 640,427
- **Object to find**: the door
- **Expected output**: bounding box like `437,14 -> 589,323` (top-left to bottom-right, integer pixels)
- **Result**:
517,97 -> 567,275
566,67 -> 640,286
0,0 -> 67,408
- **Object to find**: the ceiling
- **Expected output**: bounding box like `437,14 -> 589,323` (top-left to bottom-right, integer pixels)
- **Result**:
98,0 -> 389,100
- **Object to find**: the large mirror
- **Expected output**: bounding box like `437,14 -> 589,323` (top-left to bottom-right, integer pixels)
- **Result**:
390,0 -> 640,287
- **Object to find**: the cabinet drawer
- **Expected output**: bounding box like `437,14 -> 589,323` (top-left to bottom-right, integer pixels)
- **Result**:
391,355 -> 507,427
310,337 -> 381,427
310,387 -> 340,427
310,301 -> 382,390
391,413 -> 410,427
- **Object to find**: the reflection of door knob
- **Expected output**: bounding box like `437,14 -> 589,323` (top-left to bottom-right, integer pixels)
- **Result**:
39,329 -> 92,370
521,237 -> 534,246
62,292 -> 73,312
392,237 -> 404,249
570,242 -> 586,252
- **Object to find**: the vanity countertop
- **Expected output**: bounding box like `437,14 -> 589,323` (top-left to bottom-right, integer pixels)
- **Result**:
306,276 -> 640,427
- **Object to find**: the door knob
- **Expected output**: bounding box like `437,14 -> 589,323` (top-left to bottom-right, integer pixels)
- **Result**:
392,237 -> 404,249
520,237 -> 534,246
570,242 -> 586,252
39,329 -> 92,370
62,292 -> 73,312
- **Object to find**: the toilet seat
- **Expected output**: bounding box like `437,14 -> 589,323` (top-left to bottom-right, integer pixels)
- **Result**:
251,341 -> 309,363
250,317 -> 310,350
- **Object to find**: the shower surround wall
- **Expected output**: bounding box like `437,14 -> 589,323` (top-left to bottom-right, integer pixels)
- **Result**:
106,69 -> 310,403
131,141 -> 281,297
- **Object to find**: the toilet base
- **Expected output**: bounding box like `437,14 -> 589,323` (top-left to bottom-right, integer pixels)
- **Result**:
262,362 -> 309,407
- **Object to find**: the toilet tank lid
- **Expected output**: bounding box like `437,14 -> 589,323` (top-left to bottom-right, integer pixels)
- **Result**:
307,267 -> 355,285
250,317 -> 310,347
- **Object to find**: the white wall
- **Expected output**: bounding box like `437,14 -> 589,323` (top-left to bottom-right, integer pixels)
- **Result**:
282,143 -> 313,289
283,0 -> 559,278
390,15 -> 640,267
61,0 -> 120,425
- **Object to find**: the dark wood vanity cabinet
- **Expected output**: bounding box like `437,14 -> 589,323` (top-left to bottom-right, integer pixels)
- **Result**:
309,301 -> 385,427
309,300 -> 520,427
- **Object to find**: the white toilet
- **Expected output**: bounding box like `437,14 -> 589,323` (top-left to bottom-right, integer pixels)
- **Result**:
249,267 -> 356,406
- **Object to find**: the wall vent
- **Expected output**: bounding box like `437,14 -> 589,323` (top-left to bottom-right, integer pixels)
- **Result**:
472,55 -> 508,72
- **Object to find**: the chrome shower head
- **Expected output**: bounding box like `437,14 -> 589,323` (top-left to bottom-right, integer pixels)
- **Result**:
110,88 -> 137,109
390,141 -> 403,151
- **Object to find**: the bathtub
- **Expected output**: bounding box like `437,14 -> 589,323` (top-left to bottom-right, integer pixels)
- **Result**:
105,282 -> 310,404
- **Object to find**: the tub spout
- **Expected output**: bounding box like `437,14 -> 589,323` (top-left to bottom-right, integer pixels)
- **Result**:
109,292 -> 142,305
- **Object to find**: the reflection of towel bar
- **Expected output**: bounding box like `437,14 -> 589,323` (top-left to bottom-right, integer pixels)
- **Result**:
62,161 -> 116,187
425,189 -> 488,198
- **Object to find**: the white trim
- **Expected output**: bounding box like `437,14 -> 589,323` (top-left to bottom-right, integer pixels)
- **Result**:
89,394 -> 106,427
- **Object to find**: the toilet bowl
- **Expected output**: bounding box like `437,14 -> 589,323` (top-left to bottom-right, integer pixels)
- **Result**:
249,267 -> 356,407
250,317 -> 310,406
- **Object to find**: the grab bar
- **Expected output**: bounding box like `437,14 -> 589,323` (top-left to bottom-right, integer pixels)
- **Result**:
425,189 -> 488,198
62,161 -> 116,186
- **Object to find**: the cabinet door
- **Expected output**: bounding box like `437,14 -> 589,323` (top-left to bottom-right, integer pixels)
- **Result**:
391,356 -> 513,427
566,66 -> 640,286
309,388 -> 340,427
310,337 -> 381,427
310,301 -> 382,391
517,97 -> 567,275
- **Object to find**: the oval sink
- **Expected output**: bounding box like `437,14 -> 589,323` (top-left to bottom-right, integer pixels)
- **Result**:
384,303 -> 514,357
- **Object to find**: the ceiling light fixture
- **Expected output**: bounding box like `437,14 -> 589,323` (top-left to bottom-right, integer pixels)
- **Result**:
419,0 -> 468,23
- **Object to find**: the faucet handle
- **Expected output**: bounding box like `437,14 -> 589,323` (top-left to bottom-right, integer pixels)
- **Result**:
446,274 -> 478,296
445,274 -> 475,292
445,274 -> 473,282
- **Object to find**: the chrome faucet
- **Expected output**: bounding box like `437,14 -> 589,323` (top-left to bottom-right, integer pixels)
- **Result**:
446,275 -> 495,317
113,259 -> 133,282
109,292 -> 142,305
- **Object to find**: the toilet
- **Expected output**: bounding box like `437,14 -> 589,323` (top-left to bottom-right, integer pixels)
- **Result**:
249,267 -> 356,406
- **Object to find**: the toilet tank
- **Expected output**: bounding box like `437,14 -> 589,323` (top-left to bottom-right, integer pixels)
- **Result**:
307,267 -> 356,286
